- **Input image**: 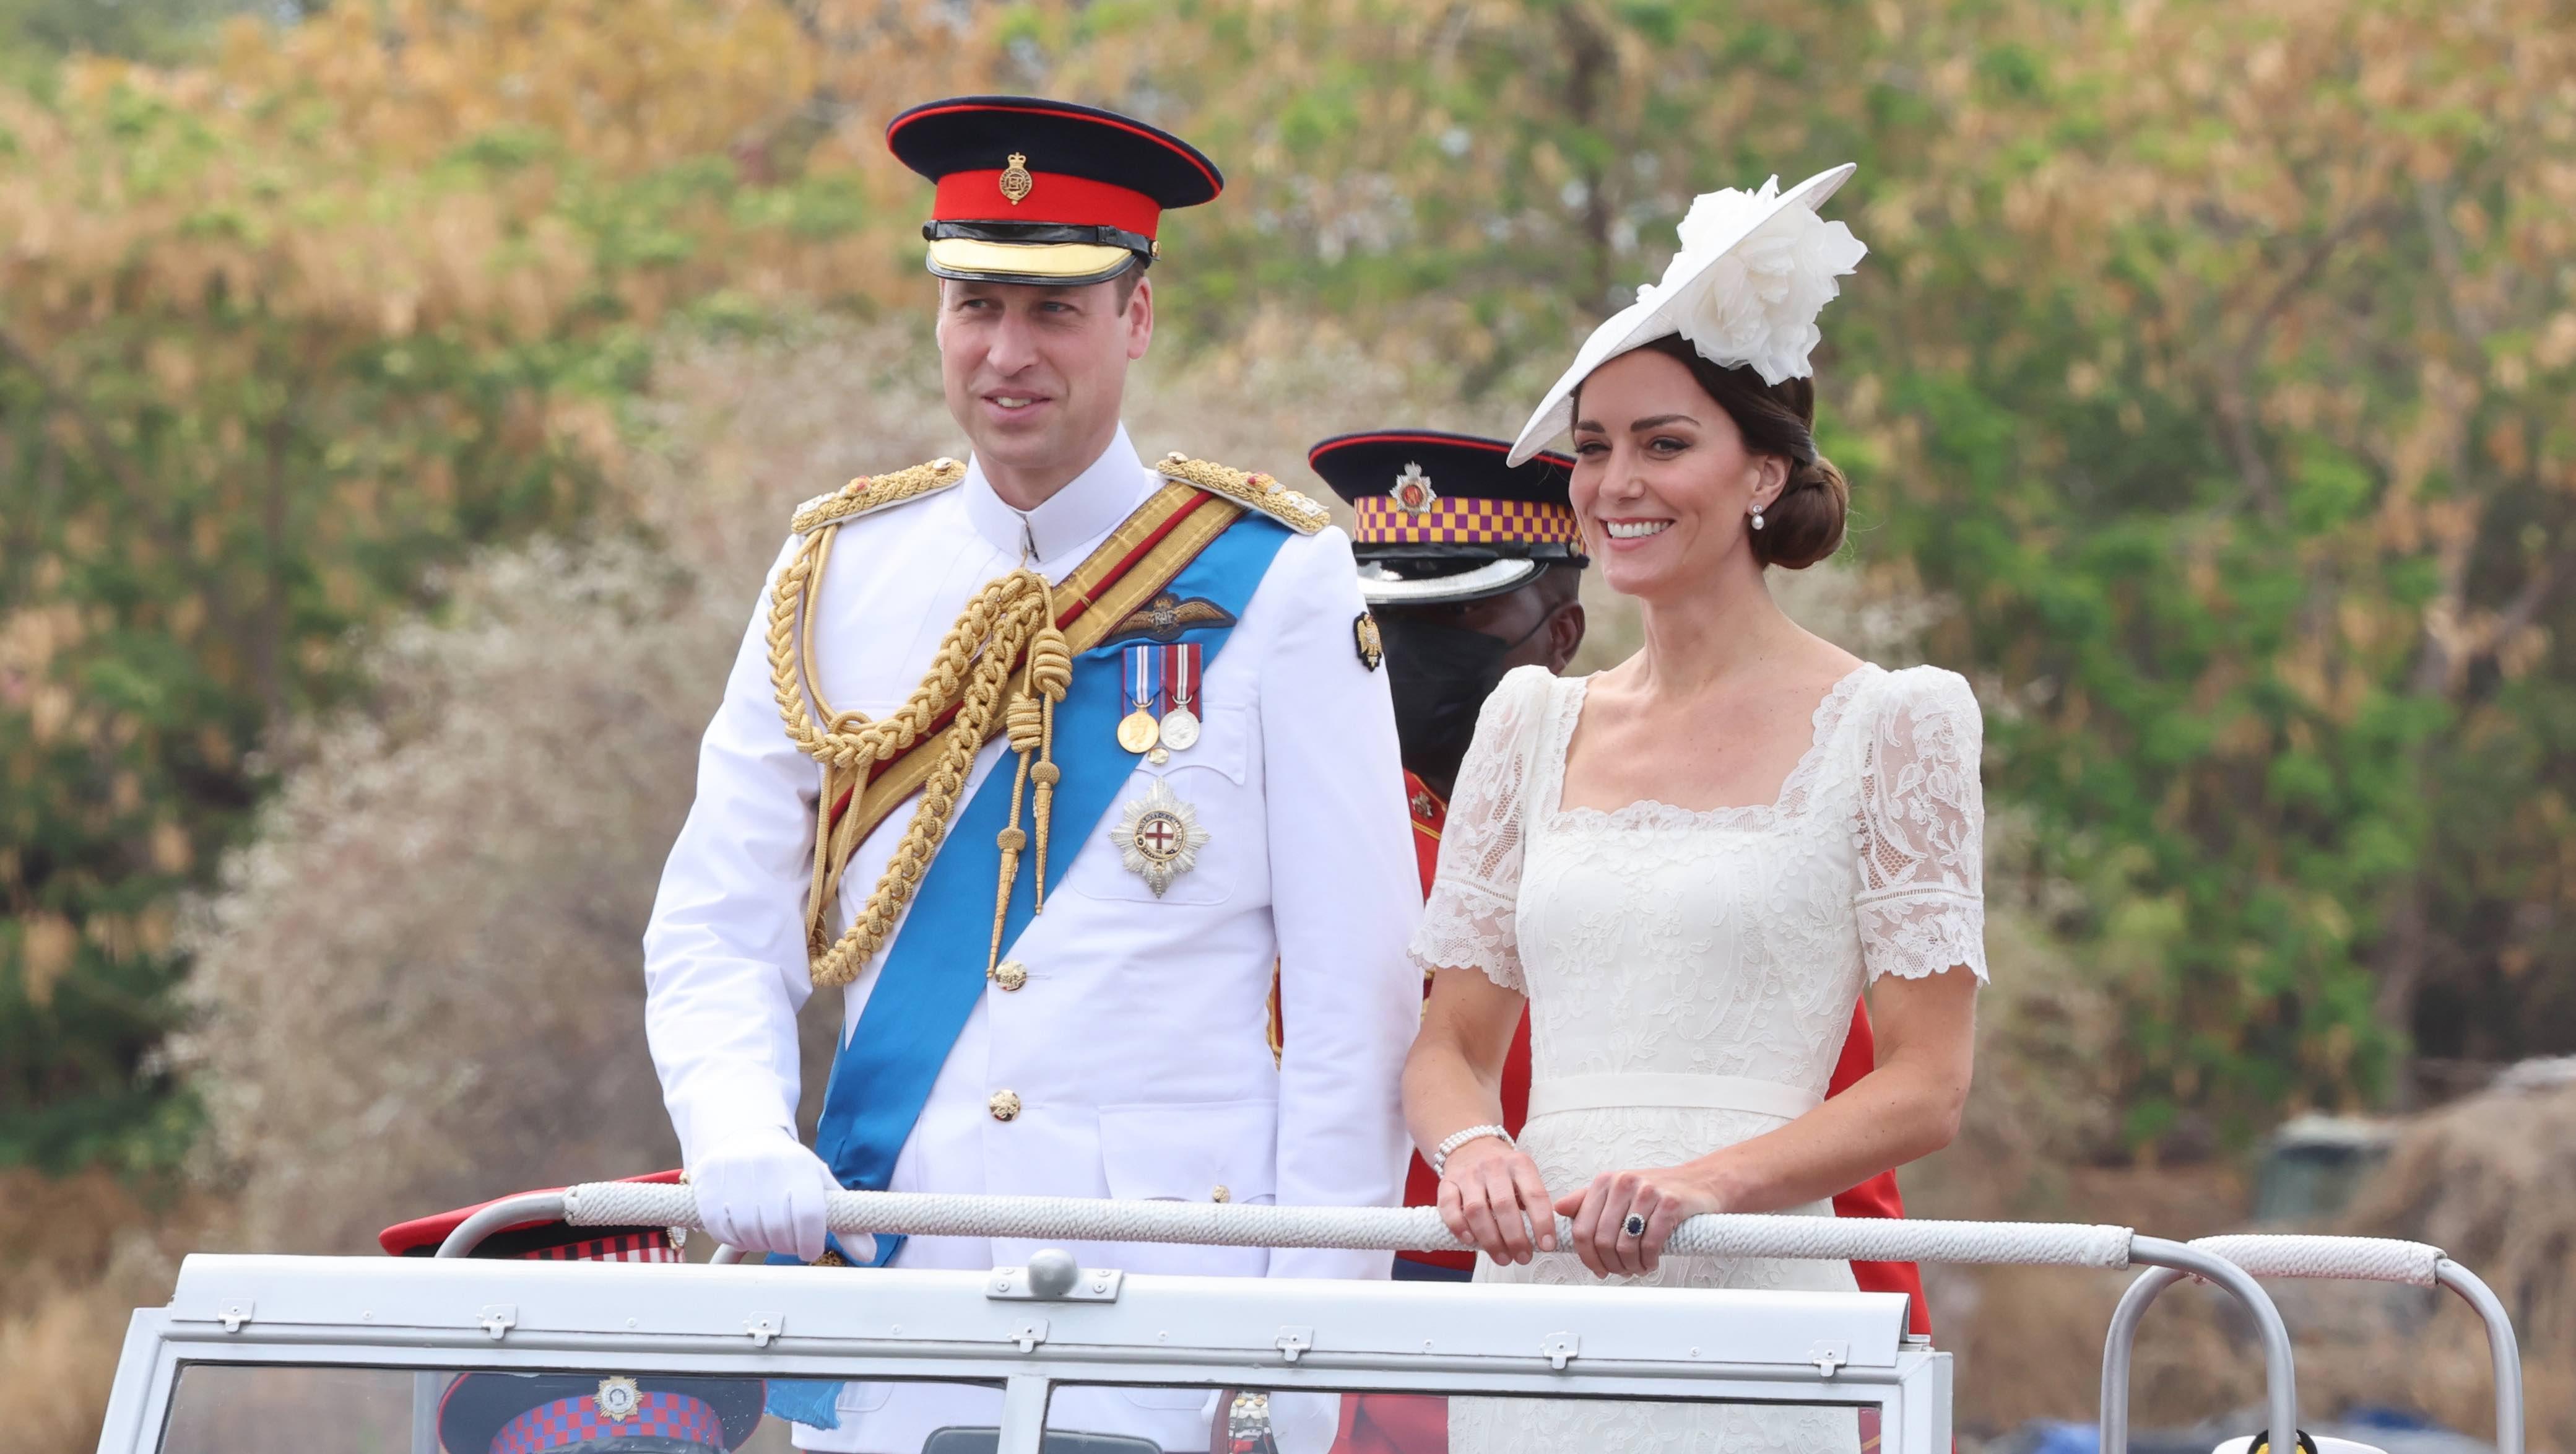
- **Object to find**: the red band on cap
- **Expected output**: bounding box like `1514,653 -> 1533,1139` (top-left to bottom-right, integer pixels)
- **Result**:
935,170 -> 1162,237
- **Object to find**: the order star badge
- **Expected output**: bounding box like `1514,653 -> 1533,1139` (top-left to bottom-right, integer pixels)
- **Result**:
1113,777 -> 1209,897
596,1377 -> 643,1422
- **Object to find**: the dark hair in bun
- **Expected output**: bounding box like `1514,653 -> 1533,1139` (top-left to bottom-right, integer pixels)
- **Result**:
1574,333 -> 1850,570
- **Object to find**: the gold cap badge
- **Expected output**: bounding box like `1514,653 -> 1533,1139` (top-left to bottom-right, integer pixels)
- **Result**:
596,1377 -> 643,1422
1390,462 -> 1438,515
999,152 -> 1034,206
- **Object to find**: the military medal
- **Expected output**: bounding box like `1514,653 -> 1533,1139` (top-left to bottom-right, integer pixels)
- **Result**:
1158,642 -> 1203,751
1118,643 -> 1162,754
1113,777 -> 1208,897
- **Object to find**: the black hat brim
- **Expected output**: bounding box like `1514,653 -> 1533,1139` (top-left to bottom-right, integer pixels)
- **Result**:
887,95 -> 1223,208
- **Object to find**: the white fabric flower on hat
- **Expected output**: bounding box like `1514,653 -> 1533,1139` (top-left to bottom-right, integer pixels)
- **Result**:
1506,164 -> 1865,463
1658,177 -> 1867,385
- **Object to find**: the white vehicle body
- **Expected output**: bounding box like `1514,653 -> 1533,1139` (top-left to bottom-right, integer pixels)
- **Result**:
103,1250 -> 1941,1454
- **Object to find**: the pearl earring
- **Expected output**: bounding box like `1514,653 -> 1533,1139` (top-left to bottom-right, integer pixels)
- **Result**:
1750,508 -> 1766,531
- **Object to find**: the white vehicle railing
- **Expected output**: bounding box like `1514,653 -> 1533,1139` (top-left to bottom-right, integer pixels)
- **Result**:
440,1182 -> 2312,1454
2100,1233 -> 2525,1454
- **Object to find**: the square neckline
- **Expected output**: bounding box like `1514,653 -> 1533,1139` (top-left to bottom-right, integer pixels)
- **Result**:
1544,663 -> 1879,830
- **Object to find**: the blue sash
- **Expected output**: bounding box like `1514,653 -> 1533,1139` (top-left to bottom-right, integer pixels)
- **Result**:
807,511 -> 1290,1265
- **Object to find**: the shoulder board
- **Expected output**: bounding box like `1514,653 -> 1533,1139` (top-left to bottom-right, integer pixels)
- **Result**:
1155,452 -> 1329,536
790,457 -> 968,536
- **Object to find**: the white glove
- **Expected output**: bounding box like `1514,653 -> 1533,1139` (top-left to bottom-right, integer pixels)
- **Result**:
689,1131 -> 838,1263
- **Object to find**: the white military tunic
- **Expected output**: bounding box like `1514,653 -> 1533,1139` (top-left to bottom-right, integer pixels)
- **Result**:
643,427 -> 1420,1453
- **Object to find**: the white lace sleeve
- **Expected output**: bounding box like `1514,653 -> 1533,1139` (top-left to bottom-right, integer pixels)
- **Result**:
1407,666 -> 1553,993
1857,668 -> 1989,983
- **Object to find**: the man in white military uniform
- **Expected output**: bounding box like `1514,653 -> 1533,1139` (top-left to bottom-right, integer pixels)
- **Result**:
641,96 -> 1419,1453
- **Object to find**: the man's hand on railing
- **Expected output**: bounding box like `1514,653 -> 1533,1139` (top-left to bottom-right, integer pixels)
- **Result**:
687,1132 -> 838,1263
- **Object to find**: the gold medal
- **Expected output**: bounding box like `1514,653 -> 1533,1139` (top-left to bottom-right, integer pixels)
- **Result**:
1117,708 -> 1160,754
1158,707 -> 1201,751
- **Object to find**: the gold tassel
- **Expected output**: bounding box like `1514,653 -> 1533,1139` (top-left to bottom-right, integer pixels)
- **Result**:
989,700 -> 1041,974
1026,577 -> 1072,912
987,568 -> 1067,970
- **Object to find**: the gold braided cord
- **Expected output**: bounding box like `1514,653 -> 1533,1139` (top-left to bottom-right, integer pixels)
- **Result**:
787,565 -> 1055,987
829,484 -> 1238,850
776,479 -> 1251,990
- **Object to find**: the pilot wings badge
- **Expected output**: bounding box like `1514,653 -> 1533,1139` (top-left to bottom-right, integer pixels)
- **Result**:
1113,777 -> 1210,897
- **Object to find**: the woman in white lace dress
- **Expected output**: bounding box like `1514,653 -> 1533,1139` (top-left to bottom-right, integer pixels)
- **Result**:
1401,167 -> 1985,1454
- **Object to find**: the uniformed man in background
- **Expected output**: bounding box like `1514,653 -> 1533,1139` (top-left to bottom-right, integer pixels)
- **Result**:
642,97 -> 1418,1454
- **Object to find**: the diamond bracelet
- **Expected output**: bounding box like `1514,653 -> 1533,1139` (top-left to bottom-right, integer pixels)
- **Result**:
1429,1123 -> 1512,1176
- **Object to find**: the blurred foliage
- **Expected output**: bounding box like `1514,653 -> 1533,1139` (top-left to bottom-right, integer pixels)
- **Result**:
0,0 -> 275,75
1051,0 -> 2576,1137
0,0 -> 999,1169
2,0 -> 2572,1167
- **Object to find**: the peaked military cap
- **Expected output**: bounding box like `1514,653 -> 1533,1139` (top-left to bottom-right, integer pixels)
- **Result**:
378,1172 -> 766,1454
887,95 -> 1224,286
378,1168 -> 686,1261
437,1372 -> 766,1454
1309,429 -> 1586,606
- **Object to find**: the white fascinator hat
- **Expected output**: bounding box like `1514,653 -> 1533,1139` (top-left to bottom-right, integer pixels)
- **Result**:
1506,163 -> 1867,465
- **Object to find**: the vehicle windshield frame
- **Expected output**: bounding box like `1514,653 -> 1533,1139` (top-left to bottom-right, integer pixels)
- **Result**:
103,1252 -> 1949,1454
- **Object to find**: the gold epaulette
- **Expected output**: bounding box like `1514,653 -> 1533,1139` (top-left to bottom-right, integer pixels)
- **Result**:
790,456 -> 968,536
1155,451 -> 1330,536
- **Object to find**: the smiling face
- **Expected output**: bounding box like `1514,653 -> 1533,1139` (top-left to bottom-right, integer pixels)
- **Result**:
937,274 -> 1153,502
1567,347 -> 1790,602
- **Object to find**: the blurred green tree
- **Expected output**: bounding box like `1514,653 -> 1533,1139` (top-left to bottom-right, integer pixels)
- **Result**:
0,0 -> 280,69
0,0 -> 994,1169
6,0 -> 2570,1170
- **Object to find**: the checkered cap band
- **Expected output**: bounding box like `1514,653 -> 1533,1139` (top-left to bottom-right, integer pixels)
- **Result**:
490,1391 -> 726,1454
516,1232 -> 680,1264
1352,495 -> 1582,547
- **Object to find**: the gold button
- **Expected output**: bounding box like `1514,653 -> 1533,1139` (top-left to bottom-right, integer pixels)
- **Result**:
1210,1185 -> 1231,1203
991,960 -> 1028,991
987,1090 -> 1021,1122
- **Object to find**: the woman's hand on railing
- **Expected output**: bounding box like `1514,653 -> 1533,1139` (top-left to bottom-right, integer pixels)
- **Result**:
1557,1165 -> 1724,1278
1436,1138 -> 1558,1265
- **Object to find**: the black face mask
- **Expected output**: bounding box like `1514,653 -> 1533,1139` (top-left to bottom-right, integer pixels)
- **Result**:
1377,612 -> 1545,789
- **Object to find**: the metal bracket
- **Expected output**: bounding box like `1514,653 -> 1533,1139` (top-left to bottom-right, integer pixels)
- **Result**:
1542,1332 -> 1579,1370
219,1300 -> 253,1333
986,1265 -> 1123,1302
1810,1340 -> 1850,1377
1011,1318 -> 1049,1353
1275,1326 -> 1314,1364
745,1313 -> 783,1347
478,1305 -> 518,1341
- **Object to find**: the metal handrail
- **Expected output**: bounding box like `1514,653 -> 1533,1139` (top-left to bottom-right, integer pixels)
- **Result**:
436,1189 -> 2307,1454
2099,1236 -> 2524,1454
